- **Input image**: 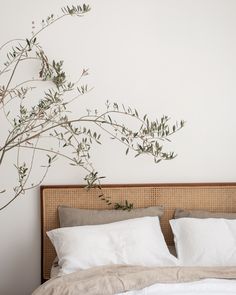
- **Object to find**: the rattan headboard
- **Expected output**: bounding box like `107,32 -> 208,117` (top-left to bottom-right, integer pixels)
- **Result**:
41,183 -> 236,281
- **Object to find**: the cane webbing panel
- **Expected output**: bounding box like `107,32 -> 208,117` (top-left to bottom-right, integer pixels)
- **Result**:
41,183 -> 236,280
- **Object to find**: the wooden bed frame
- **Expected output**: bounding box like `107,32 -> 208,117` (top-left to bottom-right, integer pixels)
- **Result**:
41,182 -> 236,281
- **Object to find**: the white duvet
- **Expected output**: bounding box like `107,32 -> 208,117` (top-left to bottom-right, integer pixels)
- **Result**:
120,278 -> 236,295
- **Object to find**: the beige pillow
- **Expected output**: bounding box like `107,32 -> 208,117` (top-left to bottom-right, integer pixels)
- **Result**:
58,205 -> 164,227
174,208 -> 236,219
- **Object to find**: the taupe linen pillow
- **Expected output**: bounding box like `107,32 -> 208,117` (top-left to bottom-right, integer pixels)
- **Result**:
175,208 -> 236,219
58,205 -> 164,227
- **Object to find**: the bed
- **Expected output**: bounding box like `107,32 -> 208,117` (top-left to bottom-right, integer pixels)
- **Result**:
35,182 -> 236,295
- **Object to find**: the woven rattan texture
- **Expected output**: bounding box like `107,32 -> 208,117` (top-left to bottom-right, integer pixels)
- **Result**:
41,184 -> 236,280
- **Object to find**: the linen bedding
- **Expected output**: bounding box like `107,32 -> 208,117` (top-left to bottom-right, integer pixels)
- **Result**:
37,213 -> 236,294
47,217 -> 178,275
33,265 -> 236,295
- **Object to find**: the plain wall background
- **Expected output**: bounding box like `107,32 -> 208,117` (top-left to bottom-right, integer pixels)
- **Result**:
1,0 -> 236,294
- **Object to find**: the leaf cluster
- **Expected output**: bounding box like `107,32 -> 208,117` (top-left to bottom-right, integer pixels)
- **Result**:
61,4 -> 91,16
114,200 -> 134,211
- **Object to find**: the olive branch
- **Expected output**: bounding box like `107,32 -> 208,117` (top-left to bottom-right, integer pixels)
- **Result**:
0,3 -> 185,211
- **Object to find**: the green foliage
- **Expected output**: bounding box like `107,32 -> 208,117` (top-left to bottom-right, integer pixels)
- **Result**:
114,200 -> 134,211
61,4 -> 91,16
0,4 -> 185,211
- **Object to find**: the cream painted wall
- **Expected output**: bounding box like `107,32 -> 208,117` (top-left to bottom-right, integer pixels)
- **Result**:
1,0 -> 236,294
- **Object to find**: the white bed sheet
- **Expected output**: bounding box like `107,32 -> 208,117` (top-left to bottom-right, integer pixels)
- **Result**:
118,278 -> 236,295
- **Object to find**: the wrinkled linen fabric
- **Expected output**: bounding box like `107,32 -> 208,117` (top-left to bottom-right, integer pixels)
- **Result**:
32,265 -> 236,295
170,218 -> 236,266
47,217 -> 177,274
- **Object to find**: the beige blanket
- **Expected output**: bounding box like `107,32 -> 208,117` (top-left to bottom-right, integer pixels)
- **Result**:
32,265 -> 236,295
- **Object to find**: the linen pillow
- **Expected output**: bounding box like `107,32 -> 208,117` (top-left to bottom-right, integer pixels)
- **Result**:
175,208 -> 236,219
170,218 -> 236,266
47,216 -> 178,275
58,205 -> 164,227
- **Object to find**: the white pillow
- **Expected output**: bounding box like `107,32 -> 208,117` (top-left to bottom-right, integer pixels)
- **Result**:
170,218 -> 236,266
47,216 -> 177,275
